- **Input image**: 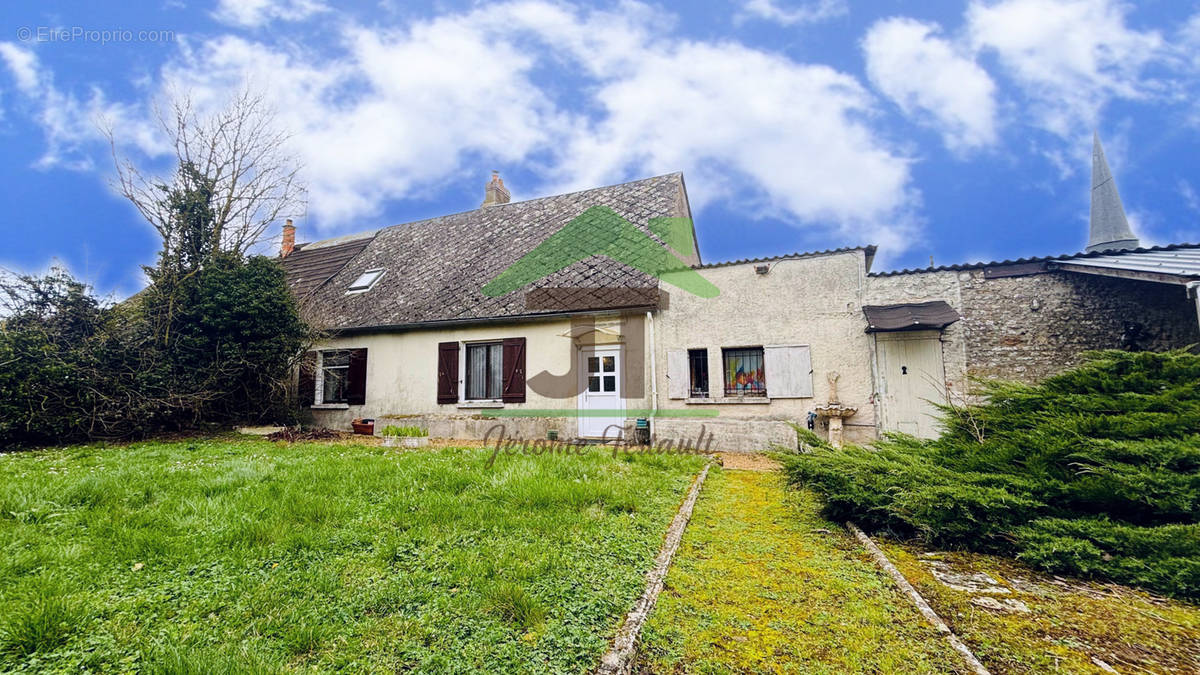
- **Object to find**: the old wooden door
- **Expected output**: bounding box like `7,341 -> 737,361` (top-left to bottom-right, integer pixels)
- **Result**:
875,331 -> 946,439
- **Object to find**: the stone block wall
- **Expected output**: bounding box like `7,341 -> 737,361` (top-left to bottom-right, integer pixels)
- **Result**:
958,271 -> 1198,381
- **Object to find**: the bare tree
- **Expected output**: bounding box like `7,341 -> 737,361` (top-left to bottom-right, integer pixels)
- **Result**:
107,88 -> 305,261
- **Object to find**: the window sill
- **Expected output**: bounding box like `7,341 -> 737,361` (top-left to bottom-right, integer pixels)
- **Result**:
685,397 -> 771,405
312,403 -> 350,410
458,401 -> 504,409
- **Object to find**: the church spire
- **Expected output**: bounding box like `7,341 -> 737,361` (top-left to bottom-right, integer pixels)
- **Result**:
1086,132 -> 1139,253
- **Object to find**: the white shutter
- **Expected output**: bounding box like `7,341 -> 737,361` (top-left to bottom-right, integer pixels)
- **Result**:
764,345 -> 812,398
666,349 -> 688,399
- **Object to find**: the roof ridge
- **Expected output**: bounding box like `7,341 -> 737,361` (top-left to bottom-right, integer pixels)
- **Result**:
694,245 -> 875,270
296,172 -> 685,249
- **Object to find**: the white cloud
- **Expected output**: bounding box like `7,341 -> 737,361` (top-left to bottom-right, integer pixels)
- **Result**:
0,42 -> 166,170
863,17 -> 998,152
738,0 -> 846,26
0,43 -> 40,94
1179,179 -> 1200,214
8,1 -> 921,255
212,0 -> 328,28
966,0 -> 1165,137
548,40 -> 917,252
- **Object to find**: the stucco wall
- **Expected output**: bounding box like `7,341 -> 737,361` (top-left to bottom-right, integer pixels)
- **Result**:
652,250 -> 877,451
306,312 -> 652,440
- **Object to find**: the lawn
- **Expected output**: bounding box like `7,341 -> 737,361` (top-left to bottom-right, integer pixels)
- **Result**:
636,469 -> 968,674
0,437 -> 705,673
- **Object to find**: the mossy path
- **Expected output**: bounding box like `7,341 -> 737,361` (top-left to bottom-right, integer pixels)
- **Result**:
637,468 -> 967,674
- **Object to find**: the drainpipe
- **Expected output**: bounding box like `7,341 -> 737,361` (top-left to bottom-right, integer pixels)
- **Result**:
1188,281 -> 1200,334
646,310 -> 658,439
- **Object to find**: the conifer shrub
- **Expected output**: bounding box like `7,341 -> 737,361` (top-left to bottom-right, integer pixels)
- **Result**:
784,350 -> 1200,598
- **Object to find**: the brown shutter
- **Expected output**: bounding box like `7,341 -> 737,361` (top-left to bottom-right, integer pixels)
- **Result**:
502,337 -> 526,403
437,341 -> 459,404
347,348 -> 368,405
298,351 -> 317,407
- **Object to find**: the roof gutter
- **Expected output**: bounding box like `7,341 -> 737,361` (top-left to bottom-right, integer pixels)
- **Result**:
327,304 -> 662,336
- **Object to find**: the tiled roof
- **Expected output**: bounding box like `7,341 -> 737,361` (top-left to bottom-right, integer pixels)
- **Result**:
870,243 -> 1200,277
280,236 -> 375,299
294,172 -> 694,331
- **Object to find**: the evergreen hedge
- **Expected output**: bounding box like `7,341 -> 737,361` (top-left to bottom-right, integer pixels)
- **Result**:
784,350 -> 1200,598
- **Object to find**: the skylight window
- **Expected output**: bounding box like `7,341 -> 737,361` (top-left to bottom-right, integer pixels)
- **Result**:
347,268 -> 385,293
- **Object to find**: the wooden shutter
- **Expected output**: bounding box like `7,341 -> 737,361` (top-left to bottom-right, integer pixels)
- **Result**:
502,337 -> 527,403
347,348 -> 368,405
763,345 -> 813,398
666,349 -> 688,399
298,351 -> 317,407
437,341 -> 459,404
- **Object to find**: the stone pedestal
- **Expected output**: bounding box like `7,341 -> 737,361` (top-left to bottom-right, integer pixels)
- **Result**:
813,371 -> 857,448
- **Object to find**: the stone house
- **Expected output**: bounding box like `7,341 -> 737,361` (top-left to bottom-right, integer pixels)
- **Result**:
284,140 -> 1200,451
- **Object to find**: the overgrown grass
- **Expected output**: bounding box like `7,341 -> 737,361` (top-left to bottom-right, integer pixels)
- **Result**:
637,470 -> 967,673
785,350 -> 1200,598
0,437 -> 705,673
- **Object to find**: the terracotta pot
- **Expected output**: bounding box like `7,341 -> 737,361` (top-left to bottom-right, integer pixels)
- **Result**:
351,418 -> 374,435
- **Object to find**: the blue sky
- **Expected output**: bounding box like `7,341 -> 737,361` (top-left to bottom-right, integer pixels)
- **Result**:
1,0 -> 1198,298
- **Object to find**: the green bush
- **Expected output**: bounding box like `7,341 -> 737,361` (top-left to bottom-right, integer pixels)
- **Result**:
381,425 -> 428,437
0,257 -> 308,448
785,350 -> 1200,598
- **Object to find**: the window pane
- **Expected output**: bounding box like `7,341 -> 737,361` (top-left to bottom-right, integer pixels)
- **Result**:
488,343 -> 503,399
467,344 -> 487,399
587,356 -> 600,374
723,347 -> 766,396
588,376 -> 601,392
349,269 -> 384,291
688,349 -> 709,397
323,367 -> 347,403
602,356 -> 615,372
323,351 -> 350,367
603,375 -> 616,392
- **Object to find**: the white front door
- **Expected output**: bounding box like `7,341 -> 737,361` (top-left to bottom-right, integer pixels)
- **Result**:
578,346 -> 625,439
876,331 -> 947,439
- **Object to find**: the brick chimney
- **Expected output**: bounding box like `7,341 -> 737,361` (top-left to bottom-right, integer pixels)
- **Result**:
481,171 -> 511,207
281,218 -> 295,257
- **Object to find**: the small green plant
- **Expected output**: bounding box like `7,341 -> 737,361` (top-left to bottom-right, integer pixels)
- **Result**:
0,579 -> 86,660
485,582 -> 547,631
381,425 -> 427,437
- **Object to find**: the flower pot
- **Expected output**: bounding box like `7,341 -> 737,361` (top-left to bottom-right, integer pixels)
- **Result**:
401,436 -> 429,448
351,418 -> 374,435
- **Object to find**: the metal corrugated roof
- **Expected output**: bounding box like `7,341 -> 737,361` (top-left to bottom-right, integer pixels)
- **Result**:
1049,247 -> 1200,282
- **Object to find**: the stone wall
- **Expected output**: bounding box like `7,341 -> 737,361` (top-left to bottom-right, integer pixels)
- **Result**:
958,270 -> 1199,381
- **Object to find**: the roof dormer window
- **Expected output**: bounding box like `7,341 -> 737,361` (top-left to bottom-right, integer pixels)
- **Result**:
347,268 -> 385,293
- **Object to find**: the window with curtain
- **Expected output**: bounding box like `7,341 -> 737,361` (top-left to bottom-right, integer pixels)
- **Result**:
722,347 -> 766,397
688,348 -> 709,397
466,342 -> 503,400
